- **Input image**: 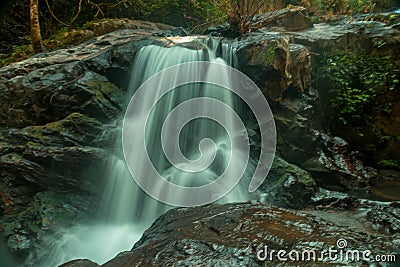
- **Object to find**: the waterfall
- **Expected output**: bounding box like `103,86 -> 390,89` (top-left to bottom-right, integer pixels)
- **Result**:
35,38 -> 260,266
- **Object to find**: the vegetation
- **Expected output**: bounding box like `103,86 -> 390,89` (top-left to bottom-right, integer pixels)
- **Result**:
322,51 -> 399,125
321,50 -> 400,167
298,0 -> 394,19
0,0 -> 397,64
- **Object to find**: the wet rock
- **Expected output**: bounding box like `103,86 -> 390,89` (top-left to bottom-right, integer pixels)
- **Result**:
236,33 -> 316,166
273,12 -> 313,31
0,62 -> 125,128
310,188 -> 362,211
302,132 -> 376,192
259,156 -> 317,209
204,23 -> 231,37
366,202 -> 400,234
101,203 -> 397,266
4,113 -> 108,147
1,191 -> 96,263
59,259 -> 99,267
88,19 -> 173,36
287,44 -> 311,94
287,20 -> 400,62
274,111 -> 317,165
255,9 -> 313,31
236,32 -> 291,102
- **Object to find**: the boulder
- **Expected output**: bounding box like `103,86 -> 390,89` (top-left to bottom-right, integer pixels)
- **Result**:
99,202 -> 398,266
286,20 -> 400,62
301,133 -> 376,192
236,33 -> 291,102
59,259 -> 99,267
259,156 -> 317,209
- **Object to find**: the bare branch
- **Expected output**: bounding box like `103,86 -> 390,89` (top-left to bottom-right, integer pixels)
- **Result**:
44,0 -> 68,27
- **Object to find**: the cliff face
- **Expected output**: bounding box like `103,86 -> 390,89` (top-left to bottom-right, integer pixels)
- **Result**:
0,11 -> 399,266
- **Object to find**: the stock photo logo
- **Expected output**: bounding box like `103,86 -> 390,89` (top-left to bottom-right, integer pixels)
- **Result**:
122,61 -> 276,207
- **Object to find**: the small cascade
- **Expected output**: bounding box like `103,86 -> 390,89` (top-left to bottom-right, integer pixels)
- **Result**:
38,37 -> 259,266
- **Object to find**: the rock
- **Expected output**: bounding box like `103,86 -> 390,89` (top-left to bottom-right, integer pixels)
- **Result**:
1,191 -> 96,263
254,9 -> 313,31
287,44 -> 311,94
301,132 -> 376,193
100,202 -> 397,266
287,20 -> 400,62
59,259 -> 99,267
236,32 -> 291,102
4,113 -> 107,147
311,188 -> 358,209
87,19 -> 173,36
205,6 -> 312,37
0,113 -> 109,262
259,156 -> 317,209
236,33 -> 316,166
272,12 -> 313,31
63,30 -> 96,46
0,62 -> 125,128
366,202 -> 400,234
204,23 -> 232,37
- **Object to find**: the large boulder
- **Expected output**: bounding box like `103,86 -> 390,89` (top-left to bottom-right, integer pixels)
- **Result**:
98,202 -> 398,266
259,156 -> 317,209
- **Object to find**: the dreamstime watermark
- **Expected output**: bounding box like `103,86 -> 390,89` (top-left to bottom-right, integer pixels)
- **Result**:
122,61 -> 276,207
256,238 -> 397,263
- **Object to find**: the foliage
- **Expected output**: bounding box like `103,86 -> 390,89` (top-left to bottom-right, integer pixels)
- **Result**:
320,50 -> 400,168
134,0 -> 225,30
378,159 -> 400,169
366,13 -> 399,26
299,0 -> 394,20
323,51 -> 399,126
0,45 -> 34,67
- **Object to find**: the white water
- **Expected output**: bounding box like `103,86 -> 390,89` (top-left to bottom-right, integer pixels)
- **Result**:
37,38 -> 257,266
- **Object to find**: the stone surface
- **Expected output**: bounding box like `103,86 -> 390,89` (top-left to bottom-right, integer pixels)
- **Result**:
236,32 -> 292,102
259,156 -> 317,209
286,20 -> 400,62
301,133 -> 376,192
99,202 -> 398,266
59,259 -> 99,267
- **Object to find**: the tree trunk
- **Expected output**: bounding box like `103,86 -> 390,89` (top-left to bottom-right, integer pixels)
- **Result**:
30,0 -> 44,53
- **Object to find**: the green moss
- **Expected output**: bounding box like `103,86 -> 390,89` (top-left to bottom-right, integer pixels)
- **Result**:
378,159 -> 400,170
263,43 -> 278,64
84,76 -> 121,99
0,44 -> 34,67
17,113 -> 102,146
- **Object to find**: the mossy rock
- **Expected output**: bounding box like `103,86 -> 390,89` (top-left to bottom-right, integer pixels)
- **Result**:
8,113 -> 105,147
259,156 -> 317,209
1,191 -> 95,257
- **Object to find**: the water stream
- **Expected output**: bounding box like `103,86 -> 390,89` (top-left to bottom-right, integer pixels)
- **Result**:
35,38 -> 258,266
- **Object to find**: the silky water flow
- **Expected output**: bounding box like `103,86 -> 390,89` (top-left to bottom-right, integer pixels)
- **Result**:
36,38 -> 259,266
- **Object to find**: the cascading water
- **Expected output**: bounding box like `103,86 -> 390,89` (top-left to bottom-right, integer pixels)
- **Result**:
36,37 -> 261,266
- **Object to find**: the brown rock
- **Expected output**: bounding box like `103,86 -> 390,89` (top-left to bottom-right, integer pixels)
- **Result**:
59,259 -> 99,267
102,202 -> 397,266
